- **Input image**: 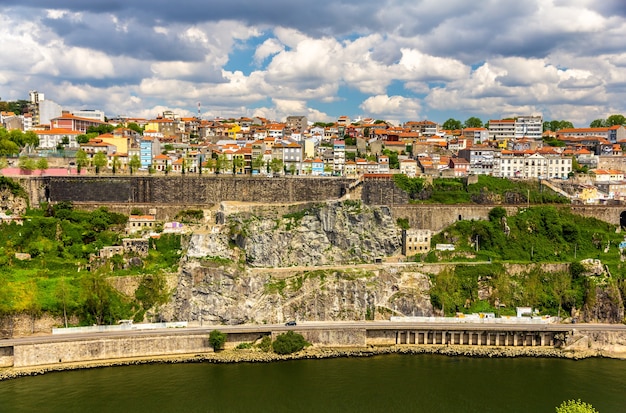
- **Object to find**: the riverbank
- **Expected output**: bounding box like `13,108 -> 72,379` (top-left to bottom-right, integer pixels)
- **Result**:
0,344 -> 615,382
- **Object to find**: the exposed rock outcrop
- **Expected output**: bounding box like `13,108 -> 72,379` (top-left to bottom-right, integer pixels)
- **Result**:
232,201 -> 401,267
161,201 -> 418,325
0,187 -> 27,216
161,262 -> 434,325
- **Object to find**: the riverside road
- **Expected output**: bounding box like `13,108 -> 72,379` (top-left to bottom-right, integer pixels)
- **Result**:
2,321 -> 625,347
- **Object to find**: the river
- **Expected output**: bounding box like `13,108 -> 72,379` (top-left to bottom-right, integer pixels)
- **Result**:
0,355 -> 625,412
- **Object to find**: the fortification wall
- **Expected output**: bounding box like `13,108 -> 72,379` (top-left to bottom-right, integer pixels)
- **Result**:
35,176 -> 353,205
15,177 -> 626,230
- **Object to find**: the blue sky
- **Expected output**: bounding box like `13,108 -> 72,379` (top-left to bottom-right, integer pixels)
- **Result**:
0,0 -> 625,126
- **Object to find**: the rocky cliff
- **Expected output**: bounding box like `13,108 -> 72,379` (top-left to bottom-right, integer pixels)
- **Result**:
161,262 -> 434,324
162,201 -> 433,324
186,200 -> 402,267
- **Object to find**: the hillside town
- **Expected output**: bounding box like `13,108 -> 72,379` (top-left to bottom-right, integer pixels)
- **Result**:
2,91 -> 626,204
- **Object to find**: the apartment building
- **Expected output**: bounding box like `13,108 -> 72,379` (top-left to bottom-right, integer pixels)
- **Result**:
515,115 -> 543,139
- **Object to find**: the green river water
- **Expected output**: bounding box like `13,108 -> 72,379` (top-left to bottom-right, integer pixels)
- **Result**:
0,354 -> 624,413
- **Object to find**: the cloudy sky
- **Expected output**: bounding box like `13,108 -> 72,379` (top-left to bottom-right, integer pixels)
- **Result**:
1,0 -> 625,126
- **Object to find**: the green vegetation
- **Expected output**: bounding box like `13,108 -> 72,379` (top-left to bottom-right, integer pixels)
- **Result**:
393,174 -> 425,200
0,176 -> 28,198
257,335 -> 272,352
0,198 -> 179,326
427,205 -> 626,317
396,218 -> 410,230
0,127 -> 38,156
433,206 -> 621,263
175,209 -> 204,223
393,175 -> 569,205
428,263 -> 595,318
556,399 -> 599,413
209,329 -> 227,350
271,331 -> 310,354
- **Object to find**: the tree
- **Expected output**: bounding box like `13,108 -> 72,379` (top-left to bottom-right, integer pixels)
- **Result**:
393,174 -> 425,200
232,156 -> 245,174
270,158 -> 283,174
111,155 -> 121,174
93,152 -> 107,174
129,154 -> 141,175
126,122 -> 143,134
86,124 -> 114,135
288,163 -> 297,175
589,119 -> 606,128
555,399 -> 598,413
442,118 -> 462,130
544,120 -> 574,132
0,139 -> 19,156
76,149 -> 89,173
36,157 -> 48,171
209,329 -> 227,350
488,206 -> 507,223
464,117 -> 483,128
18,156 -> 36,171
271,331 -> 309,354
252,155 -> 264,173
135,274 -> 169,318
606,114 -> 626,126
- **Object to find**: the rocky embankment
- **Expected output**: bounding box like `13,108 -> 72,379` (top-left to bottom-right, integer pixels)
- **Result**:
0,344 -> 608,382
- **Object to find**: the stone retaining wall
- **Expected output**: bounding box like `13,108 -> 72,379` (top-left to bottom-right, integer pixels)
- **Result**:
12,334 -> 211,368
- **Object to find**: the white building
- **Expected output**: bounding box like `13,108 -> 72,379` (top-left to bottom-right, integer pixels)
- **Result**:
488,119 -> 516,141
72,109 -> 105,122
515,115 -> 543,140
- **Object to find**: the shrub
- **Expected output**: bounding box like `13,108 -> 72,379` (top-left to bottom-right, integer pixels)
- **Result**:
555,399 -> 598,413
209,329 -> 227,350
272,331 -> 309,355
257,335 -> 272,352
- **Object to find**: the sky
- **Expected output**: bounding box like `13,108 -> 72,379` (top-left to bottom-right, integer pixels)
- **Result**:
1,0 -> 625,126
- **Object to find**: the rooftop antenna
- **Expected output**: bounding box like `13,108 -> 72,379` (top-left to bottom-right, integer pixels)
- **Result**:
197,102 -> 201,120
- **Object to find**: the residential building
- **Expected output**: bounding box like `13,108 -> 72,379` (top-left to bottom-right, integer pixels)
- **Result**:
488,119 -> 516,141
404,120 -> 439,136
559,125 -> 626,144
458,146 -> 498,175
400,159 -> 418,177
402,229 -> 432,256
333,140 -> 346,174
35,128 -> 81,149
590,169 -> 625,183
283,142 -> 302,173
462,128 -> 488,144
126,215 -> 157,234
140,137 -> 159,169
449,157 -> 470,177
515,115 -> 543,140
286,116 -> 308,133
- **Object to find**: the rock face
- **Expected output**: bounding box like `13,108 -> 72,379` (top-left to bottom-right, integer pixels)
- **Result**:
0,187 -> 28,216
162,201 -> 431,324
161,262 -> 434,325
232,201 -> 402,267
581,283 -> 625,324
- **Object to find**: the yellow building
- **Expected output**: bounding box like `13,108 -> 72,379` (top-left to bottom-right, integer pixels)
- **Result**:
98,133 -> 129,155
